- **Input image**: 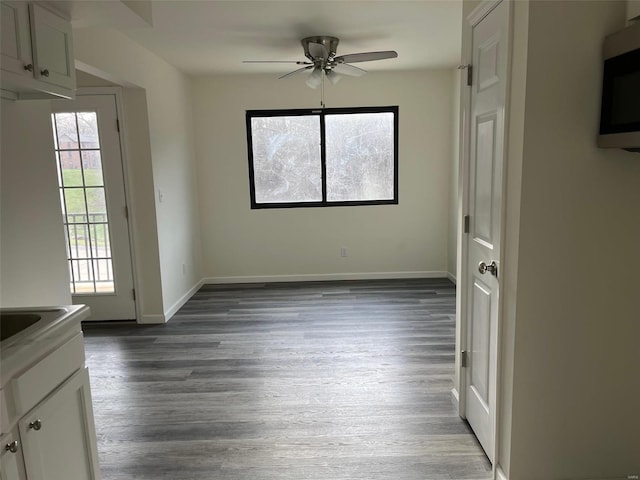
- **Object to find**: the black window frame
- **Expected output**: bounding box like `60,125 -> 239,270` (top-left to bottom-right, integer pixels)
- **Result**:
246,106 -> 399,209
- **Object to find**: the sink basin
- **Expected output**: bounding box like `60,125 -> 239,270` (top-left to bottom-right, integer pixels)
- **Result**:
0,308 -> 68,344
0,313 -> 42,341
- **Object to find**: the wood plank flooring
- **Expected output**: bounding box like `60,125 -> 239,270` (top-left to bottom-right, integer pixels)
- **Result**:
82,278 -> 491,480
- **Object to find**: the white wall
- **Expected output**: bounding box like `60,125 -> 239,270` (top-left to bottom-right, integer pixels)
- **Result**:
497,1 -> 640,478
73,27 -> 202,320
192,70 -> 455,281
0,100 -> 72,307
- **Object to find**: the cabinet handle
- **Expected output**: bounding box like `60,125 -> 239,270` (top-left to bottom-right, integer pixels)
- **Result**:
40,69 -> 50,77
24,63 -> 34,72
4,440 -> 19,453
29,419 -> 42,430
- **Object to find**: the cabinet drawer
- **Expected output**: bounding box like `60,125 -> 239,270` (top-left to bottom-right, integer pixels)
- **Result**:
11,333 -> 85,416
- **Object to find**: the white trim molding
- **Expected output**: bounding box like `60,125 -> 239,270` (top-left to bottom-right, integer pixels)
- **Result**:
495,465 -> 508,480
451,387 -> 460,410
139,314 -> 166,324
203,271 -> 449,285
447,272 -> 457,284
164,279 -> 204,321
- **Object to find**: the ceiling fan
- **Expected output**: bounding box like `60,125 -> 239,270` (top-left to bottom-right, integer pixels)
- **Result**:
243,36 -> 398,89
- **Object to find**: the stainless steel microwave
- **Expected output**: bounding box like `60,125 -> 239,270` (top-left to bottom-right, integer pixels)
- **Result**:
598,22 -> 640,152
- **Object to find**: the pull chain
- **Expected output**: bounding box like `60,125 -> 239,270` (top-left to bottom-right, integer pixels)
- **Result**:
320,70 -> 326,108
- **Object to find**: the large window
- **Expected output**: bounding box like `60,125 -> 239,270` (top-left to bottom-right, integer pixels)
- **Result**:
246,106 -> 398,208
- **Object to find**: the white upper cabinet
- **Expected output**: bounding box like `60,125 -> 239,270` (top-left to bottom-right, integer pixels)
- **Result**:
29,3 -> 75,90
1,1 -> 34,79
1,1 -> 76,99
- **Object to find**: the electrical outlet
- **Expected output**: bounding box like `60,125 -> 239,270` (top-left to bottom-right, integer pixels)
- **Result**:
340,247 -> 348,257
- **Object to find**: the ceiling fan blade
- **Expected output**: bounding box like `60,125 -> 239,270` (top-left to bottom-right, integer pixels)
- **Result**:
306,67 -> 323,89
243,60 -> 312,65
308,42 -> 328,60
278,65 -> 313,79
332,63 -> 367,77
334,51 -> 398,64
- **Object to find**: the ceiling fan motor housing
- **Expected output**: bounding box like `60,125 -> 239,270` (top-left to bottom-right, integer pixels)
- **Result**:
302,36 -> 340,62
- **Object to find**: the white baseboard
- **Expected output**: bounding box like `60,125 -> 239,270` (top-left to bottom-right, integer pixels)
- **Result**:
163,279 -> 204,321
138,314 -> 166,324
451,387 -> 460,408
203,271 -> 449,284
495,465 -> 508,480
447,272 -> 457,284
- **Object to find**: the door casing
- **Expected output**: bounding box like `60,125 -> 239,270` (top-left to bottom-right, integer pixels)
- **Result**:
72,86 -> 140,321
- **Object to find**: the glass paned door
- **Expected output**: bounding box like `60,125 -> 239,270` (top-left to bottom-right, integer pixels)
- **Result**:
52,111 -> 115,294
51,94 -> 136,321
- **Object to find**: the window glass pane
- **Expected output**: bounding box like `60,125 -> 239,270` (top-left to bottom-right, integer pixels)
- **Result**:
60,150 -> 83,186
76,112 -> 100,148
89,223 -> 111,258
325,112 -> 395,202
86,188 -> 107,216
82,151 -> 104,186
64,188 -> 87,222
251,115 -> 322,203
54,113 -> 79,149
68,224 -> 90,260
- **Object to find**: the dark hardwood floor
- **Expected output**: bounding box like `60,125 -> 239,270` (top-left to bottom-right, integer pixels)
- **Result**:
82,278 -> 491,480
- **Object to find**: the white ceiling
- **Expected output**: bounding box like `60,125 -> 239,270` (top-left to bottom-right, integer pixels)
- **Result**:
57,0 -> 463,76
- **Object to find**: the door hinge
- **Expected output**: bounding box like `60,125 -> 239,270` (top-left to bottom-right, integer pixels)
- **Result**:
458,64 -> 473,86
463,215 -> 470,234
116,119 -> 120,132
461,350 -> 469,368
132,288 -> 136,301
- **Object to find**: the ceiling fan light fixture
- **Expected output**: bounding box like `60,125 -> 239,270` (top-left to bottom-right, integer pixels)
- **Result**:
326,70 -> 341,85
306,67 -> 323,89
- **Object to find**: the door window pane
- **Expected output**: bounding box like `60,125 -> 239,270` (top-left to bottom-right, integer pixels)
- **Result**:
82,151 -> 104,186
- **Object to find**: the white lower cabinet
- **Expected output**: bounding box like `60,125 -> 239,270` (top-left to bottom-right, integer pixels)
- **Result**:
18,368 -> 100,480
1,307 -> 98,480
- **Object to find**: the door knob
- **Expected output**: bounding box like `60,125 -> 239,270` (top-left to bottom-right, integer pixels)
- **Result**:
478,260 -> 498,277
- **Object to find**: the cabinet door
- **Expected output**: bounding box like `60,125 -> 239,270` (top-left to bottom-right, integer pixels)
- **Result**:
0,1 -> 33,77
28,3 -> 75,90
0,428 -> 27,480
18,368 -> 101,480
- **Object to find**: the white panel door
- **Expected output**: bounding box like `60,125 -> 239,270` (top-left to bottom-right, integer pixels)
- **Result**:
51,94 -> 136,320
464,0 -> 509,463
